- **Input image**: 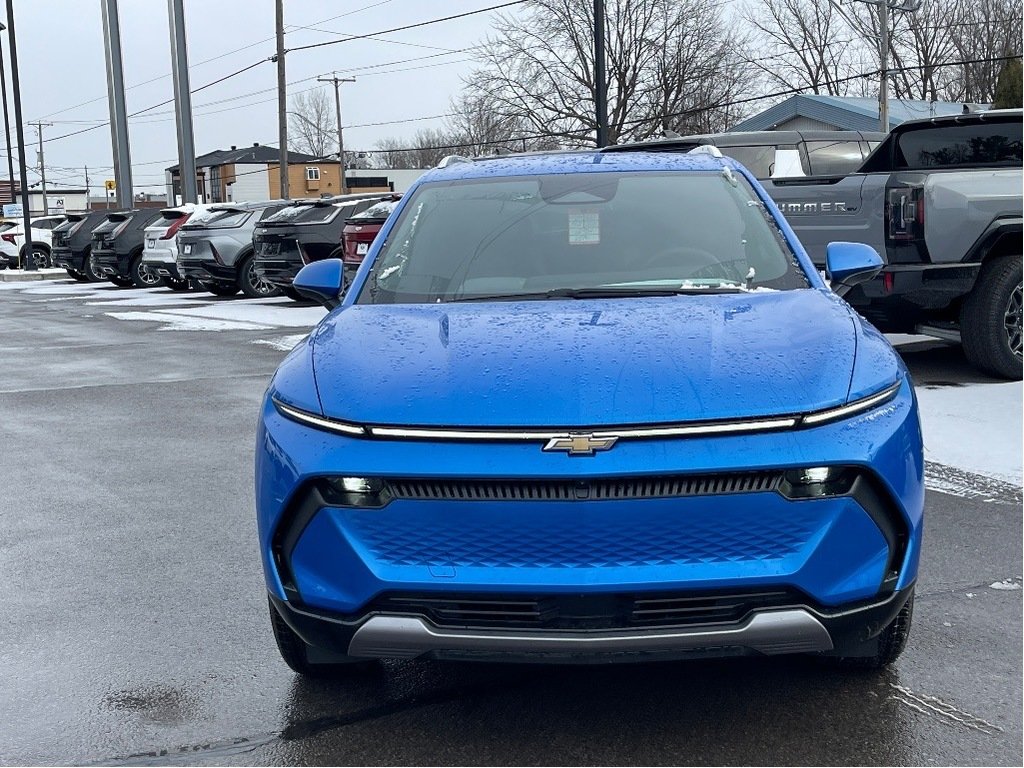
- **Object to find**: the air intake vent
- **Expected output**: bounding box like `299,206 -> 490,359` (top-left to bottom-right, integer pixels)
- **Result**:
385,472 -> 782,502
371,589 -> 801,630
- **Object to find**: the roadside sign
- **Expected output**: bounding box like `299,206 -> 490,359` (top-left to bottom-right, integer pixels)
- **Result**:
54,197 -> 65,211
2,203 -> 23,217
104,179 -> 116,191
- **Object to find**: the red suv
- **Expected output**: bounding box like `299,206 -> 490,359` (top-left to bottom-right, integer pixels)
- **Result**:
340,194 -> 401,286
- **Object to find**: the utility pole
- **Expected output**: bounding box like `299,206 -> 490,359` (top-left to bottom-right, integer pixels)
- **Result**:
878,0 -> 889,131
0,23 -> 15,205
167,0 -> 197,204
835,1 -> 921,133
85,165 -> 90,210
101,0 -> 133,209
317,74 -> 355,194
4,0 -> 32,268
593,0 -> 607,147
275,0 -> 288,199
31,121 -> 51,214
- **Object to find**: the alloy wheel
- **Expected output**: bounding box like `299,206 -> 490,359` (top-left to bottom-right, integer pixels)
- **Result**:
247,261 -> 278,296
139,265 -> 162,286
1004,280 -> 1023,360
32,249 -> 50,269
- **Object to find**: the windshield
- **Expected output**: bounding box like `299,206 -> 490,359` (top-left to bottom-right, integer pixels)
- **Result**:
358,171 -> 809,304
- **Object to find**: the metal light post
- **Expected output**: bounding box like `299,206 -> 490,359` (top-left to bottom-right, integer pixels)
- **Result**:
317,74 -> 355,193
4,0 -> 33,269
101,0 -> 133,209
167,0 -> 197,204
0,22 -> 16,205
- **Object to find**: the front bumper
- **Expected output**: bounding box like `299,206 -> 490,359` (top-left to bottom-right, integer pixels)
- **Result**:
270,585 -> 915,663
258,379 -> 923,662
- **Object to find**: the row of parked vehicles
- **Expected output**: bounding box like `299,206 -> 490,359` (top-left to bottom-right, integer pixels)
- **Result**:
0,191 -> 403,301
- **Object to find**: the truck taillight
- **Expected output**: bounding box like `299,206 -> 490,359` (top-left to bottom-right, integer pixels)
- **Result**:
111,220 -> 130,238
887,186 -> 925,241
68,220 -> 84,236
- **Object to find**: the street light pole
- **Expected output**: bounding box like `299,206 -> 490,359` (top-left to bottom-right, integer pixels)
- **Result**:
167,0 -> 197,204
317,74 -> 355,194
101,0 -> 134,209
0,23 -> 16,205
4,0 -> 33,269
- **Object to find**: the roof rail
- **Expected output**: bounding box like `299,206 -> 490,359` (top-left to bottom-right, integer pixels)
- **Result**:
436,155 -> 474,168
687,144 -> 723,158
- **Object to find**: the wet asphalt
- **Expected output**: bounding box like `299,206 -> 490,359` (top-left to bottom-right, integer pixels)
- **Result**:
0,282 -> 1020,766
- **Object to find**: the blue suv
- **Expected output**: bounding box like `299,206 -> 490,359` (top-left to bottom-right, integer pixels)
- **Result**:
256,149 -> 923,674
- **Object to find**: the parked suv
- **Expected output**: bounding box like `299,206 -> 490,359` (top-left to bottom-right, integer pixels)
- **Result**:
91,209 -> 164,287
253,193 -> 385,300
177,200 -> 290,298
0,215 -> 68,269
141,204 -> 214,291
340,194 -> 402,287
51,210 -> 112,281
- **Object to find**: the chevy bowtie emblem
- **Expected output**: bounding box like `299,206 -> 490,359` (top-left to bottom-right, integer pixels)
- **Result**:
543,434 -> 619,456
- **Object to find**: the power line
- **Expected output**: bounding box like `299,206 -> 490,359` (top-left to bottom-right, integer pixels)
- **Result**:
286,1 -> 527,53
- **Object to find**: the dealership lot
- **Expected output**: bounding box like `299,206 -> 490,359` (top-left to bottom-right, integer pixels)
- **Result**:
0,280 -> 1020,766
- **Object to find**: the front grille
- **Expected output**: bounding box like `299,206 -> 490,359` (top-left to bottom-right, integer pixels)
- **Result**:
369,589 -> 803,630
385,472 -> 782,502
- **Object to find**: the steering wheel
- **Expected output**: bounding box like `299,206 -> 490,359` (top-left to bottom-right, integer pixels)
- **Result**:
637,245 -> 735,281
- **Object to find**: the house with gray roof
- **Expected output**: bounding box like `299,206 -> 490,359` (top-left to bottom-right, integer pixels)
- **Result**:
730,94 -> 990,133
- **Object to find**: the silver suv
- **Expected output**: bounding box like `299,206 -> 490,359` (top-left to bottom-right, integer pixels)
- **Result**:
176,200 -> 290,298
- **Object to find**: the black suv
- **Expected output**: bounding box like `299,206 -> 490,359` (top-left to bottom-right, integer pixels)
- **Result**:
52,211 -> 112,282
91,209 -> 164,288
253,193 -> 385,300
177,201 -> 291,298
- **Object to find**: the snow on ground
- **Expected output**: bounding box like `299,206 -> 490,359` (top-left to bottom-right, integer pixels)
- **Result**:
253,334 -> 309,351
916,381 -> 1022,486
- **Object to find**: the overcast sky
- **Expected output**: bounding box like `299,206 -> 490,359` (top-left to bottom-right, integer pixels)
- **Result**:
0,0 -> 515,192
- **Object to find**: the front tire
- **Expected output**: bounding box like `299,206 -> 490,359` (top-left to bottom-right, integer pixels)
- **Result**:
833,594 -> 913,670
268,597 -> 369,677
961,255 -> 1023,380
131,256 -> 164,289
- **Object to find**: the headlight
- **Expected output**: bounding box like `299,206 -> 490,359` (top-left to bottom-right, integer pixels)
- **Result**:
800,381 -> 901,427
780,466 -> 858,499
321,476 -> 388,508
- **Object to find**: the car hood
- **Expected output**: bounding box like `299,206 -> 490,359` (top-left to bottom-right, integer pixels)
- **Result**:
310,290 -> 859,427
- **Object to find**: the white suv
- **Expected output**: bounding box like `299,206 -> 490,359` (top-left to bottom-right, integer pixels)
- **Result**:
140,204 -> 214,290
0,215 -> 67,269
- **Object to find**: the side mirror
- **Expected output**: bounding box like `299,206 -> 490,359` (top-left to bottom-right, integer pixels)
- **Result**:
293,258 -> 345,310
825,242 -> 883,297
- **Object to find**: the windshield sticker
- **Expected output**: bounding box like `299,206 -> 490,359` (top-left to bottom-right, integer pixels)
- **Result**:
568,208 -> 600,245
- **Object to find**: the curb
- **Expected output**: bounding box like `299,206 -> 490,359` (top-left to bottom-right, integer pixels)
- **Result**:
0,269 -> 69,282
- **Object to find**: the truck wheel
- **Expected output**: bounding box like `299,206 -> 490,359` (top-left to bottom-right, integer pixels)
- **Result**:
131,256 -> 164,289
961,255 -> 1023,380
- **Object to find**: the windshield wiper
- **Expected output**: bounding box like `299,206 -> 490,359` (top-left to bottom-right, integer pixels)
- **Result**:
445,285 -> 744,303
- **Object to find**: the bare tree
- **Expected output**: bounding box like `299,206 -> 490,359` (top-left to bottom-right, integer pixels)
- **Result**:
740,0 -> 858,96
462,0 -> 750,146
945,0 -> 1023,102
374,128 -> 461,169
288,89 -> 336,158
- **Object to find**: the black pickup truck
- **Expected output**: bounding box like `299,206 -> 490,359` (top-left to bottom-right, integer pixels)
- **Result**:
611,112 -> 1023,378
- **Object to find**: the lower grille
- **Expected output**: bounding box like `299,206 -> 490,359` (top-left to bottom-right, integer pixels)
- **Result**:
369,589 -> 803,630
385,472 -> 782,502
